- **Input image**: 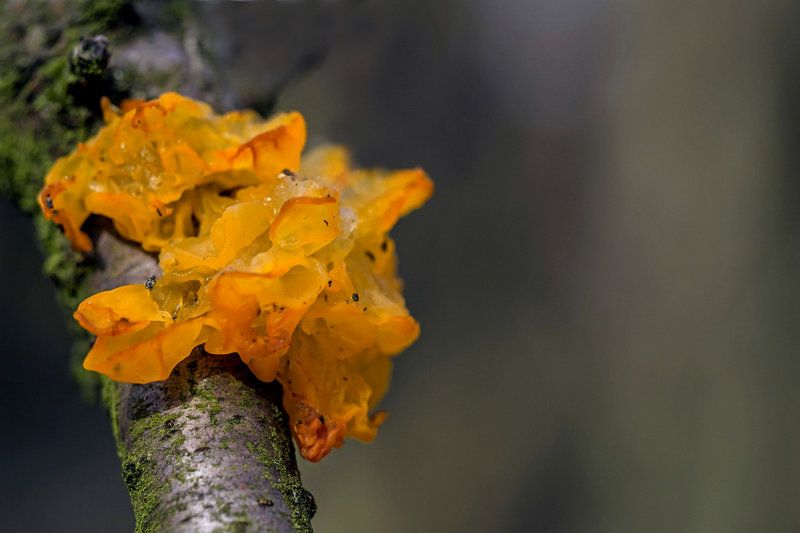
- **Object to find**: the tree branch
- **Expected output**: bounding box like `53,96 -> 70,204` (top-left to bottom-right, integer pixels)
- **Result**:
0,1 -> 318,530
106,350 -> 315,532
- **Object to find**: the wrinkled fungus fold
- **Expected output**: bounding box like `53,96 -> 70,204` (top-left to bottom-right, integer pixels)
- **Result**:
41,93 -> 432,461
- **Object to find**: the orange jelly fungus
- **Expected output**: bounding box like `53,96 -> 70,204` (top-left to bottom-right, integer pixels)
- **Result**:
41,93 -> 433,461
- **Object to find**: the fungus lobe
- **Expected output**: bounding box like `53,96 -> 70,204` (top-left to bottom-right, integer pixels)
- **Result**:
41,93 -> 432,461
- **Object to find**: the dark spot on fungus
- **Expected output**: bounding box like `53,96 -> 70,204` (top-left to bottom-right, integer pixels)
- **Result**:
323,219 -> 328,226
327,280 -> 332,287
381,240 -> 388,252
352,293 -> 359,302
45,196 -> 54,209
365,250 -> 375,262
145,275 -> 156,290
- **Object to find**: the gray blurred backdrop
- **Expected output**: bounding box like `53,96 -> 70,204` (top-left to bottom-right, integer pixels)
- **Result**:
2,1 -> 800,532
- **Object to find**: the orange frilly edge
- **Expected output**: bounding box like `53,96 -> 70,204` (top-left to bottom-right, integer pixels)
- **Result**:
40,93 -> 432,461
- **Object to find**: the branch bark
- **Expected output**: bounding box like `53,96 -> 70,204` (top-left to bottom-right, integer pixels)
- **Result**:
1,1 -> 319,531
106,349 -> 315,532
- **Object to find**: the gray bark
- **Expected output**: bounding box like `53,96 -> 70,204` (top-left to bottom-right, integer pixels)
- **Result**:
109,348 -> 314,533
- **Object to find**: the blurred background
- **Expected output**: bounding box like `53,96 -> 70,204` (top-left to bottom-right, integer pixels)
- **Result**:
2,0 -> 800,531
